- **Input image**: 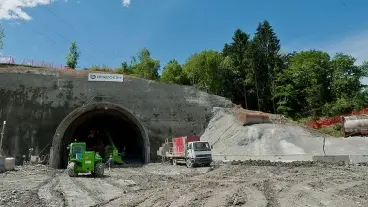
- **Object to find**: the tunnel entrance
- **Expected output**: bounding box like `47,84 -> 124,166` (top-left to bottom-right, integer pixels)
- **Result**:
50,102 -> 150,169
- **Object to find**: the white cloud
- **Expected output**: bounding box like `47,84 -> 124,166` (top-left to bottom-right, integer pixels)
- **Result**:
285,30 -> 368,65
8,21 -> 21,27
0,0 -> 55,21
121,0 -> 131,7
321,30 -> 368,65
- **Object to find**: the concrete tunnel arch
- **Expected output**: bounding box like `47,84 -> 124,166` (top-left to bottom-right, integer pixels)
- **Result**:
49,102 -> 150,169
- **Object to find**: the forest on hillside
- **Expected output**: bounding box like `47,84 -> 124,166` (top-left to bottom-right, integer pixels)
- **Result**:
108,20 -> 368,120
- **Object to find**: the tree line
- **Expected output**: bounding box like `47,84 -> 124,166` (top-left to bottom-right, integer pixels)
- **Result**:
2,22 -> 368,120
112,20 -> 368,120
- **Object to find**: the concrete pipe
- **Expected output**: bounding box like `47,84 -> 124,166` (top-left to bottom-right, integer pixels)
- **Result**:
344,119 -> 368,129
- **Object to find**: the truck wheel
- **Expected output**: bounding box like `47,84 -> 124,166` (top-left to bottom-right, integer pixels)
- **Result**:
67,162 -> 77,177
94,163 -> 105,177
186,159 -> 194,168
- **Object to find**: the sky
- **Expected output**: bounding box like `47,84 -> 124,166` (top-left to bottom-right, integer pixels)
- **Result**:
0,0 -> 368,74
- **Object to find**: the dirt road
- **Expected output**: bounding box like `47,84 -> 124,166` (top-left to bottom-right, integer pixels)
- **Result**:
1,162 -> 368,207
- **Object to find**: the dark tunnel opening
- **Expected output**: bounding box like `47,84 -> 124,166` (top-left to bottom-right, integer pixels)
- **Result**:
60,108 -> 145,168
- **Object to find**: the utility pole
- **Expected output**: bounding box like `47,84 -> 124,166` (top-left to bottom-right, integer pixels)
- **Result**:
0,120 -> 6,156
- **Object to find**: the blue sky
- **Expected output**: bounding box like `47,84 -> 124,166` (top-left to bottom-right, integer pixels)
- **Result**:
0,0 -> 368,73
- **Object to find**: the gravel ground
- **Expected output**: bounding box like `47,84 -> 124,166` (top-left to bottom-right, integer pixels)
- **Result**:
1,162 -> 368,207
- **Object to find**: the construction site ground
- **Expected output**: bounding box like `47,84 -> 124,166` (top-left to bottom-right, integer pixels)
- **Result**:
1,162 -> 368,207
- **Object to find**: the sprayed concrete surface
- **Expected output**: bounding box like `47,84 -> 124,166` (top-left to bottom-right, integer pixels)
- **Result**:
1,163 -> 368,207
202,107 -> 368,159
0,66 -> 231,163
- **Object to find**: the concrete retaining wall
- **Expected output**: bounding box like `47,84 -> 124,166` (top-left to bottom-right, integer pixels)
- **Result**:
212,154 -> 314,162
349,155 -> 368,163
213,154 -> 368,164
312,155 -> 350,163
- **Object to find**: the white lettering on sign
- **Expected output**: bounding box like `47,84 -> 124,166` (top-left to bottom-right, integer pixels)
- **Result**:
88,73 -> 124,82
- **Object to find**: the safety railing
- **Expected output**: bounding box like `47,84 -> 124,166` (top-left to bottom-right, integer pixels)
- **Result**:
0,55 -> 65,69
0,55 -> 15,64
21,59 -> 64,69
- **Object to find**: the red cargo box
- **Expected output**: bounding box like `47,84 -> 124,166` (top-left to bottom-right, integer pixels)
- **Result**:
172,136 -> 200,157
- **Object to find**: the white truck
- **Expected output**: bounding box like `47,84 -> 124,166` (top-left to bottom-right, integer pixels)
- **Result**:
157,136 -> 212,168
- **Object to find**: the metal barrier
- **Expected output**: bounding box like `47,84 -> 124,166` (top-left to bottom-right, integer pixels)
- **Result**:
0,56 -> 15,64
21,59 -> 64,69
0,55 -> 64,69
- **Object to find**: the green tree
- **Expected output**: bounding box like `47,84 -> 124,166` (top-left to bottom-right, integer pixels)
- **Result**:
66,41 -> 80,69
222,29 -> 252,108
360,61 -> 368,78
218,55 -> 238,98
322,54 -> 368,116
274,50 -> 331,117
0,24 -> 4,50
183,50 -> 226,95
330,53 -> 363,100
250,20 -> 282,112
161,59 -> 188,84
117,61 -> 133,75
130,48 -> 160,80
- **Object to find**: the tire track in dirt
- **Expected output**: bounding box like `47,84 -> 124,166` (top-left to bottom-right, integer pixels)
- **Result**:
73,176 -> 125,204
218,185 -> 267,207
57,174 -> 98,206
104,177 -> 140,193
89,177 -> 141,207
15,170 -> 58,207
277,179 -> 365,207
38,176 -> 64,207
253,179 -> 279,207
70,177 -> 105,203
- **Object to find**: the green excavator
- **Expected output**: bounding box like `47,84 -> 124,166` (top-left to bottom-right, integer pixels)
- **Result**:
87,129 -> 125,165
104,134 -> 124,165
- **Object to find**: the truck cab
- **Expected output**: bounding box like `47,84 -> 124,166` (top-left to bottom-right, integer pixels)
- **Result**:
186,141 -> 212,167
157,136 -> 213,168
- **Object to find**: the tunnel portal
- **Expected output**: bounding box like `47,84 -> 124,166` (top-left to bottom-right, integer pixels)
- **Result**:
50,102 -> 150,169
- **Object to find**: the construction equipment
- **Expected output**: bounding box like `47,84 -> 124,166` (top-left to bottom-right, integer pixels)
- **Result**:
66,140 -> 105,177
157,136 -> 212,168
104,134 -> 124,164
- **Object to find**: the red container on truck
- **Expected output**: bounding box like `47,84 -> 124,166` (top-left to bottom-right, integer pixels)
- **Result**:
172,136 -> 201,157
